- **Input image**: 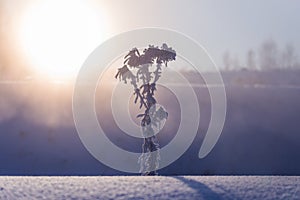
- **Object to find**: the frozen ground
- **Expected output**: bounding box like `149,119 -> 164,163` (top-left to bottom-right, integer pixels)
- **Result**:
0,176 -> 299,200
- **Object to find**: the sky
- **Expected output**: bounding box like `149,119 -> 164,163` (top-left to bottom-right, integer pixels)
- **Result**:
0,0 -> 299,79
105,0 -> 300,67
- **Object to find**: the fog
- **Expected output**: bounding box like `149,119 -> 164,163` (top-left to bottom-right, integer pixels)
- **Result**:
0,0 -> 300,175
1,70 -> 300,175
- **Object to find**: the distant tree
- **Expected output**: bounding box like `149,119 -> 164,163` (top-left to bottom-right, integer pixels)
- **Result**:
232,55 -> 242,70
259,39 -> 278,70
281,43 -> 297,69
115,44 -> 176,175
223,50 -> 232,71
246,49 -> 256,70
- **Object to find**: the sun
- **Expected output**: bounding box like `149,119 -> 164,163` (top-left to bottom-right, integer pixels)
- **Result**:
19,0 -> 106,80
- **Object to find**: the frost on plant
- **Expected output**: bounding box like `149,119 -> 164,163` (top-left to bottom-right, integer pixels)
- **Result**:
115,44 -> 176,175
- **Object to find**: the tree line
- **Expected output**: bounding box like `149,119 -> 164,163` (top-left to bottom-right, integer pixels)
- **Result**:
223,39 -> 299,71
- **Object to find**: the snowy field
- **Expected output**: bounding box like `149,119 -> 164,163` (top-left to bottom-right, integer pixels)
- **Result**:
0,176 -> 299,200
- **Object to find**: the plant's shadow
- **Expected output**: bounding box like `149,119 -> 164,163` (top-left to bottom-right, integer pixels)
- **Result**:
172,176 -> 223,200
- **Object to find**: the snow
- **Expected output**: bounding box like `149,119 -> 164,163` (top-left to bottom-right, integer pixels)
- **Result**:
0,176 -> 299,200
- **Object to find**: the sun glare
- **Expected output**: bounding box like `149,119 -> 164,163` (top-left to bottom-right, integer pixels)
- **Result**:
19,0 -> 106,80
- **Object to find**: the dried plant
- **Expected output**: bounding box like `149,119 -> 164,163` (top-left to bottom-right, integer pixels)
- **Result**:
115,44 -> 176,175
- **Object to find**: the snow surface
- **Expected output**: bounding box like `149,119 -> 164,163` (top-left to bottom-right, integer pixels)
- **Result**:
0,176 -> 299,200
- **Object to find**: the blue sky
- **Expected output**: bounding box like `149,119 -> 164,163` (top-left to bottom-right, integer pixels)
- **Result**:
0,0 -> 299,71
105,0 -> 300,68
